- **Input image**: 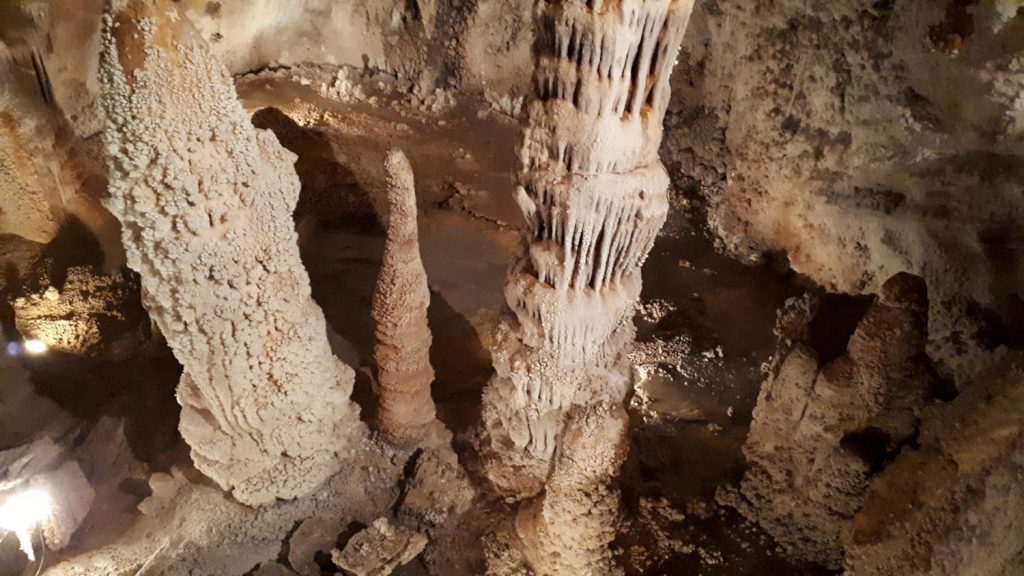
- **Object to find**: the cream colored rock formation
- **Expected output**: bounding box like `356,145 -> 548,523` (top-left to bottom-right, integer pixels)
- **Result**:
0,440 -> 95,556
98,0 -> 363,505
515,403 -> 630,575
372,149 -> 446,447
36,459 -> 96,552
846,353 -> 1024,576
483,0 -> 696,494
479,0 -> 695,571
731,273 -> 935,568
0,41 -> 64,244
332,517 -> 429,576
665,1 -> 1024,384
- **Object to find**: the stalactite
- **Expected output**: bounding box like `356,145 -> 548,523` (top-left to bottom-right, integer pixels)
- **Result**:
480,0 -> 696,572
372,149 -> 448,448
98,0 -> 364,506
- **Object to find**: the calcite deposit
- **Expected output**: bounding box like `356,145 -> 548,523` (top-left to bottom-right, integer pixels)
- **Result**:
480,0 -> 696,571
13,265 -> 147,360
846,353 -> 1024,575
372,149 -> 446,447
664,0 -> 1024,383
0,44 -> 62,244
482,0 -> 695,489
98,0 -> 362,505
730,273 -> 936,568
0,1 -> 1021,575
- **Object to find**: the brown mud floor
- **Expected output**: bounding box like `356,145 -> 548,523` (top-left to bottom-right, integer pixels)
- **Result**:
0,77 -> 834,575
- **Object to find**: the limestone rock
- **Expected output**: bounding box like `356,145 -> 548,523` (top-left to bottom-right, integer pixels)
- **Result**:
332,517 -> 428,576
514,403 -> 630,576
36,460 -> 96,551
13,265 -> 147,360
479,1 -> 696,571
0,41 -> 63,244
397,447 -> 473,528
372,149 -> 446,447
98,0 -> 363,505
846,353 -> 1024,576
287,516 -> 341,576
481,0 -> 696,495
731,273 -> 936,568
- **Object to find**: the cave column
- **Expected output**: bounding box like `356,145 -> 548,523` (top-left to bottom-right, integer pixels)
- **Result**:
480,0 -> 696,571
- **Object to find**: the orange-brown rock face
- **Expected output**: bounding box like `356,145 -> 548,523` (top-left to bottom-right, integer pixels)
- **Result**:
98,0 -> 363,506
846,354 -> 1024,576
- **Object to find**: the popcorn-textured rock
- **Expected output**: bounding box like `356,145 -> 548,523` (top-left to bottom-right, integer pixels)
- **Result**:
332,517 -> 428,576
372,149 -> 447,447
98,0 -> 363,505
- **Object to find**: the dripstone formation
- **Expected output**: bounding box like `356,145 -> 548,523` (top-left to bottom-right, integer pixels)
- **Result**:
479,0 -> 696,571
372,149 -> 447,447
99,0 -> 363,506
730,273 -> 936,568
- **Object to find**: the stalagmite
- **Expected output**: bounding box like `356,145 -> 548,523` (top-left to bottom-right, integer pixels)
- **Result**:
515,403 -> 629,575
846,354 -> 1024,575
728,273 -> 936,568
98,0 -> 363,506
372,149 -> 447,447
479,0 -> 696,571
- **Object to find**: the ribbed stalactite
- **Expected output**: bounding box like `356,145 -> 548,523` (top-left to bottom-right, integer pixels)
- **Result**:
481,1 -> 695,573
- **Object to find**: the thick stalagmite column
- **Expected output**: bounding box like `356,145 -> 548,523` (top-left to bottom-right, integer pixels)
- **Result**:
99,0 -> 363,506
372,149 -> 447,447
514,403 -> 630,574
480,1 -> 695,573
481,0 -> 695,497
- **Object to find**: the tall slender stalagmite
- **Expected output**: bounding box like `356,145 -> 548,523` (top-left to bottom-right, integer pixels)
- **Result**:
372,149 -> 447,447
479,0 -> 696,571
99,0 -> 363,506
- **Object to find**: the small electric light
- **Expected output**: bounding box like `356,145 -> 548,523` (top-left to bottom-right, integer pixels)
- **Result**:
0,488 -> 51,561
23,340 -> 47,355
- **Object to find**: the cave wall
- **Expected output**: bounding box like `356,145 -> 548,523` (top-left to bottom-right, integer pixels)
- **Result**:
664,0 -> 1024,361
13,0 -> 1023,361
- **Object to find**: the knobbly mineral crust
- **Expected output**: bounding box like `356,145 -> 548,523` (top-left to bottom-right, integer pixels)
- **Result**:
98,0 -> 363,506
372,149 -> 448,448
2,1 -> 1022,574
729,273 -> 935,568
